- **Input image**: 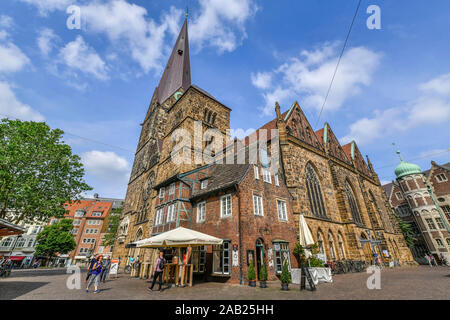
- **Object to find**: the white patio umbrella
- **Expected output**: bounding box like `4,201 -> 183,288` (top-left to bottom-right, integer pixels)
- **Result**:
135,226 -> 224,248
299,214 -> 315,258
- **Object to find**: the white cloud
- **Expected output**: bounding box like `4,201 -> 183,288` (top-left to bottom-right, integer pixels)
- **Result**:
18,0 -> 72,15
342,73 -> 450,146
0,15 -> 14,28
37,28 -> 58,56
252,43 -> 381,116
251,72 -> 272,90
419,73 -> 450,96
79,0 -> 183,74
0,82 -> 45,121
58,35 -> 108,80
81,150 -> 130,184
190,0 -> 258,53
0,42 -> 30,73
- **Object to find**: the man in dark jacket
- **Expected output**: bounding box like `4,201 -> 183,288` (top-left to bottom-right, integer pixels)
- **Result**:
85,255 -> 97,282
101,256 -> 111,283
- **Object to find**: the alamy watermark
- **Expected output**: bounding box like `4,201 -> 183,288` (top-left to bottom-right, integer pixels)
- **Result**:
366,5 -> 381,30
366,266 -> 381,289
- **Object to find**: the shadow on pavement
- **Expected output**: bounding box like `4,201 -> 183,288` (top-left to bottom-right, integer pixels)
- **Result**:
0,281 -> 49,300
9,269 -> 68,278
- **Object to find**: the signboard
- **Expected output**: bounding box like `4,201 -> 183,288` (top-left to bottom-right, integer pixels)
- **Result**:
109,259 -> 119,275
232,245 -> 239,267
267,248 -> 274,268
300,267 -> 316,291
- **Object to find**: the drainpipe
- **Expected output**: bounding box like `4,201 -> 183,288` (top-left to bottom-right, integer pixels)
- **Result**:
236,185 -> 243,285
427,185 -> 450,233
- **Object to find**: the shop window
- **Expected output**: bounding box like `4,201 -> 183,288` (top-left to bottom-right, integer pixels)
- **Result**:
213,241 -> 231,275
197,201 -> 206,223
192,246 -> 206,273
273,242 -> 291,274
253,195 -> 264,217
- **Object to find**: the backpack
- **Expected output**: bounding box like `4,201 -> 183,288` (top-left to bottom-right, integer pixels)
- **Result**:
159,258 -> 165,270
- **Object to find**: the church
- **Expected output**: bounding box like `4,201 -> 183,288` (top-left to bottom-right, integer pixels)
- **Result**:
111,17 -> 415,283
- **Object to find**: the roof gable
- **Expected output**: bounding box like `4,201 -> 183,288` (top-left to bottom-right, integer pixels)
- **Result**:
324,124 -> 351,164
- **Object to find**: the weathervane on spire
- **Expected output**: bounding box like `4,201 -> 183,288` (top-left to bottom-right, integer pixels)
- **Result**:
392,142 -> 404,161
186,6 -> 188,19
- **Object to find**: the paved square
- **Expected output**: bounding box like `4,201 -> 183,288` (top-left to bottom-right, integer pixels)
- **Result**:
1,266 -> 449,300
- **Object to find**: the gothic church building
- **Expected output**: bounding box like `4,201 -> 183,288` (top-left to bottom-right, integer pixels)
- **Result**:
112,18 -> 414,281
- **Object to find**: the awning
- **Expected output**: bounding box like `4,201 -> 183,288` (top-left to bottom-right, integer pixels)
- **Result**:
136,227 -> 223,248
8,256 -> 25,261
0,218 -> 26,237
299,214 -> 315,258
125,242 -> 137,249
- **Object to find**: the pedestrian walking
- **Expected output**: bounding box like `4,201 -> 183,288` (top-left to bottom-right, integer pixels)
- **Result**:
85,255 -> 98,282
101,256 -> 111,283
86,255 -> 103,293
439,254 -> 448,266
148,251 -> 166,292
425,254 -> 432,267
430,254 -> 437,266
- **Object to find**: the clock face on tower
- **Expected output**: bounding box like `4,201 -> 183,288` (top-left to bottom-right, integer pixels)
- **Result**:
174,91 -> 183,101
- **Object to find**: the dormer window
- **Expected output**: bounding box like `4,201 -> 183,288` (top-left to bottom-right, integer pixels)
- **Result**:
159,187 -> 165,199
201,179 -> 208,190
169,183 -> 176,195
436,173 -> 447,182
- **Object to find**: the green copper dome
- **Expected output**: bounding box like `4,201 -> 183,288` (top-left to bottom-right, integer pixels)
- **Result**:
394,156 -> 422,178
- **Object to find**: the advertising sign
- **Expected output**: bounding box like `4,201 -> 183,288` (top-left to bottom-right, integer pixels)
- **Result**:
109,259 -> 119,275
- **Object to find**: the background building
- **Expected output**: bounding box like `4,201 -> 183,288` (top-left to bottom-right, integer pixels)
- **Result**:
0,213 -> 44,268
383,159 -> 450,263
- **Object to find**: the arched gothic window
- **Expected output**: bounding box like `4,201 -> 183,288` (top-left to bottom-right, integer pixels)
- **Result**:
328,232 -> 336,260
305,164 -> 327,218
317,231 -> 327,261
338,233 -> 345,259
345,181 -> 363,224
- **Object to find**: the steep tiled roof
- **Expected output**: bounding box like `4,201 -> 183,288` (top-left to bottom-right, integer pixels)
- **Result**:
382,182 -> 394,198
342,143 -> 352,162
191,164 -> 250,199
315,128 -> 324,145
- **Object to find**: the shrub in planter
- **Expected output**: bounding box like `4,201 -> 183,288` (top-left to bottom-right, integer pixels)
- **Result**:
247,261 -> 256,287
259,262 -> 268,288
308,257 -> 325,267
293,242 -> 304,266
280,260 -> 291,291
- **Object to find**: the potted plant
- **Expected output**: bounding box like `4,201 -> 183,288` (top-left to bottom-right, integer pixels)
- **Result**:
259,261 -> 268,288
247,261 -> 256,287
280,260 -> 291,291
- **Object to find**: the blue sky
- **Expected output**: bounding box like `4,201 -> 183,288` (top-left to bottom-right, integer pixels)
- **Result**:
0,0 -> 449,198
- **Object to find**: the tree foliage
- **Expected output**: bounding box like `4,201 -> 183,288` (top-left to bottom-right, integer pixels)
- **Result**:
394,213 -> 416,247
102,206 -> 122,247
247,260 -> 256,281
0,119 -> 92,223
35,219 -> 76,259
280,259 -> 291,284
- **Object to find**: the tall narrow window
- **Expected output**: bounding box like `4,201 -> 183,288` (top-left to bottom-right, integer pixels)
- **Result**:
159,187 -> 165,199
197,201 -> 206,223
254,165 -> 259,180
213,241 -> 230,275
345,181 -> 363,224
338,233 -> 345,259
221,194 -> 232,218
425,218 -> 436,230
169,183 -> 176,195
262,169 -> 272,183
277,200 -> 288,221
305,164 -> 327,218
166,204 -> 176,222
317,231 -> 327,262
253,195 -> 264,216
274,174 -> 280,186
328,232 -> 336,260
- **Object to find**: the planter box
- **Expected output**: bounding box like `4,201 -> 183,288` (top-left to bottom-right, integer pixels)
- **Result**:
291,267 -> 332,285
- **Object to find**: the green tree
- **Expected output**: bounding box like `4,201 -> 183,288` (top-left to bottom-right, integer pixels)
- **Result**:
102,206 -> 122,247
394,213 -> 416,247
280,260 -> 291,284
259,261 -> 268,281
35,219 -> 76,260
247,260 -> 256,281
0,119 -> 92,223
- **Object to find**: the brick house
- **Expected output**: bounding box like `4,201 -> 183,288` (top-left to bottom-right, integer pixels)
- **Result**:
149,160 -> 297,284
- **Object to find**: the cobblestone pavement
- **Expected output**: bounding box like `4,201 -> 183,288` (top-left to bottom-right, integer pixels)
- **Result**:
1,265 -> 449,300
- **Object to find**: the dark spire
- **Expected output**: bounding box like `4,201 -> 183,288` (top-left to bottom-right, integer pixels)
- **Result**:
156,17 -> 191,104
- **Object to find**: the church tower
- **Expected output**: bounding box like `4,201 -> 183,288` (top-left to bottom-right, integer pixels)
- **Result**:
112,16 -> 231,270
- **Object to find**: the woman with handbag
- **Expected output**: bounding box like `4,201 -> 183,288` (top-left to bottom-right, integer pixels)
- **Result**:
86,255 -> 103,293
